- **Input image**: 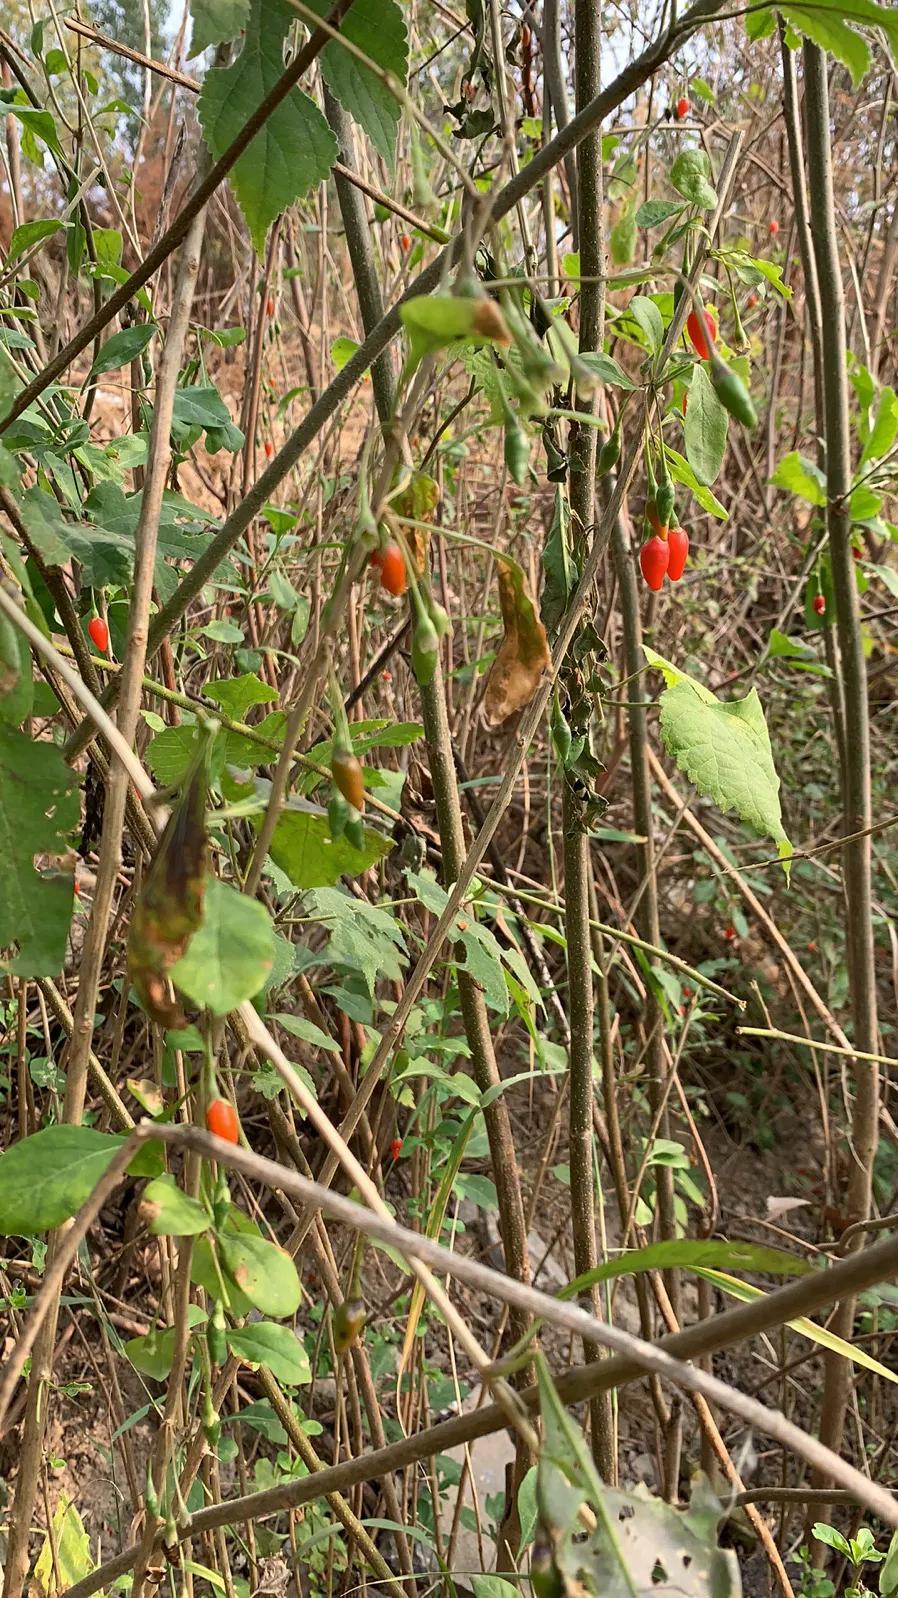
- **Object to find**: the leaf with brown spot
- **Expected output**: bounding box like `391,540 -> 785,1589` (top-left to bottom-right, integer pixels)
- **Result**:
482,559 -> 550,727
127,732 -> 212,1025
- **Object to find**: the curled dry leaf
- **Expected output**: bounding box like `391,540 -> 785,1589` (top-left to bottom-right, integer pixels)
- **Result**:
482,558 -> 550,728
389,471 -> 439,576
127,746 -> 209,1027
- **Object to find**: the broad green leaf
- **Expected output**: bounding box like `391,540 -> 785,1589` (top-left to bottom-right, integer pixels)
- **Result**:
170,877 -> 276,1014
331,335 -> 360,371
190,0 -> 250,55
6,219 -> 64,265
2,102 -> 63,158
771,450 -> 826,505
634,199 -> 684,229
219,1230 -> 301,1317
698,1269 -> 898,1384
227,1321 -> 311,1383
271,1011 -> 339,1054
19,486 -> 135,588
191,1208 -> 257,1313
198,0 -> 337,254
576,351 -> 637,390
124,1305 -> 207,1380
0,726 -> 78,976
0,613 -> 32,728
0,1126 -> 122,1235
644,647 -> 792,870
205,672 -> 276,719
304,0 -> 408,166
781,5 -> 869,83
745,7 -> 775,38
560,1237 -> 809,1303
719,247 -> 791,300
471,1581 -> 519,1598
627,294 -> 663,355
171,385 -> 245,452
308,887 -> 407,993
33,1498 -> 92,1596
610,205 -> 636,267
860,387 -> 898,466
664,446 -> 728,519
87,322 -> 157,379
685,363 -> 728,486
269,807 -> 393,888
670,148 -> 718,210
141,1174 -> 211,1236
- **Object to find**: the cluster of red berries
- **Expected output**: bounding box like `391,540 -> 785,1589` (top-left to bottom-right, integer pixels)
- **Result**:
640,524 -> 690,590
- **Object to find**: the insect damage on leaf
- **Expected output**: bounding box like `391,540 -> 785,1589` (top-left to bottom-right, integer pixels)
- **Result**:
127,734 -> 213,1025
482,559 -> 550,727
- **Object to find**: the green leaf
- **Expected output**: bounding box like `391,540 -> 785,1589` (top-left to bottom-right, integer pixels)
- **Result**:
878,1530 -> 898,1598
771,450 -> 827,505
33,1498 -> 93,1597
171,384 -> 245,452
331,335 -> 360,371
644,646 -> 792,870
191,1208 -> 257,1313
685,363 -> 728,486
205,672 -> 276,719
670,148 -> 718,210
540,488 -> 576,635
124,1305 -> 206,1380
860,386 -> 898,466
0,613 -> 32,728
634,199 -> 684,229
308,887 -> 407,993
269,807 -> 393,888
271,1011 -> 339,1054
170,877 -> 276,1015
627,294 -> 663,355
664,446 -> 728,519
700,1269 -> 897,1384
219,1231 -> 301,1317
0,1126 -> 123,1235
561,1236 -> 809,1302
471,1580 -> 519,1598
6,219 -> 64,265
609,206 -> 636,267
0,726 -> 79,976
227,1321 -> 311,1383
303,0 -> 408,166
576,351 -> 637,391
190,0 -> 251,55
19,487 -> 136,588
141,1174 -> 211,1236
781,5 -> 869,83
198,0 -> 337,254
745,7 -> 776,38
88,322 -> 157,379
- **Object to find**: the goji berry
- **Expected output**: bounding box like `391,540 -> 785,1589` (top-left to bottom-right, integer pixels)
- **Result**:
639,535 -> 670,592
667,527 -> 689,582
768,219 -> 779,236
399,234 -> 411,253
88,615 -> 110,653
390,1137 -> 403,1161
675,96 -> 690,119
331,748 -> 365,812
686,307 -> 717,361
813,593 -> 826,616
746,291 -> 759,309
206,1099 -> 239,1144
266,296 -> 275,316
379,542 -> 407,597
264,440 -> 273,458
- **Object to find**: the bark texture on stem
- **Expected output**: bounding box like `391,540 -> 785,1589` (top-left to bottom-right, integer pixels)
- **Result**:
803,38 -> 879,1475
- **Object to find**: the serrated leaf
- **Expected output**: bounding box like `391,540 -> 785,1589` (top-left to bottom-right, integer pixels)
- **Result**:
685,363 -> 728,486
170,877 -> 276,1015
198,0 -> 337,254
268,807 -> 393,888
190,0 -> 250,55
141,1174 -> 211,1236
0,726 -> 78,976
220,1231 -> 301,1317
303,0 -> 408,166
227,1321 -> 311,1383
644,646 -> 792,872
0,1126 -> 122,1235
781,5 -> 869,83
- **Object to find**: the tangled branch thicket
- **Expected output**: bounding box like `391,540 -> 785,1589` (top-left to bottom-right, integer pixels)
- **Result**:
0,1 -> 897,1596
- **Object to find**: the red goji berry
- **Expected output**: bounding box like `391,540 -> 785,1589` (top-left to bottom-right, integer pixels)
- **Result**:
675,96 -> 690,119
379,542 -> 407,597
768,219 -> 779,237
639,535 -> 670,592
813,594 -> 826,616
206,1099 -> 240,1144
686,307 -> 717,361
390,1138 -> 403,1161
667,527 -> 689,582
88,615 -> 110,653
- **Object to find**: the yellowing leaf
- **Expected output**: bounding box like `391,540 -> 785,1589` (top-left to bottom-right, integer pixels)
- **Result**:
33,1498 -> 92,1596
482,560 -> 550,728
